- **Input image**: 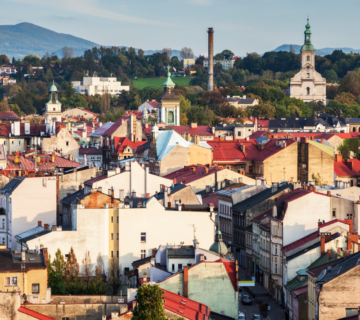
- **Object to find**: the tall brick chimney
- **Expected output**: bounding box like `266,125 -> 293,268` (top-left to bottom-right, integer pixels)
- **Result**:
207,28 -> 214,91
183,266 -> 188,298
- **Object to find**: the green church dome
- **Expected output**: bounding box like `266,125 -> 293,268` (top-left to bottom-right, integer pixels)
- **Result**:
49,80 -> 58,92
301,18 -> 315,51
209,229 -> 229,255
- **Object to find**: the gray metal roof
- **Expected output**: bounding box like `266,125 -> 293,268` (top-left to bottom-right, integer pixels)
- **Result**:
216,185 -> 254,197
1,177 -> 25,196
237,99 -> 256,104
167,246 -> 195,258
60,189 -> 86,205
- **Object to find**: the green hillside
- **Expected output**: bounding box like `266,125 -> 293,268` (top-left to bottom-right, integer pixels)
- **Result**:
0,22 -> 99,58
133,77 -> 192,89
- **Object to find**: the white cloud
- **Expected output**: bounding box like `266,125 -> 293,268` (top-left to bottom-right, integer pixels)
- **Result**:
4,0 -> 176,26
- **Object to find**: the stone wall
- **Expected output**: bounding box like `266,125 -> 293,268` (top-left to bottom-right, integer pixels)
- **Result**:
0,292 -> 19,320
308,143 -> 334,186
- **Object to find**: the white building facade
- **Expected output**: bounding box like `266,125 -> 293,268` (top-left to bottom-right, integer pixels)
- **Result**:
290,19 -> 326,105
72,76 -> 129,96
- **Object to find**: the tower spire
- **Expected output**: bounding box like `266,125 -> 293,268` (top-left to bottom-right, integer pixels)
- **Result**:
301,17 -> 315,51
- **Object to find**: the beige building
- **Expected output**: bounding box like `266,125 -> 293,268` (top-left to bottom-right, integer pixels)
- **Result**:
72,76 -> 129,96
62,107 -> 99,120
182,58 -> 196,68
290,19 -> 326,105
42,127 -> 80,160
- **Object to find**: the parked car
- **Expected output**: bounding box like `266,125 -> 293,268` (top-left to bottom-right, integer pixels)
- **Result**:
242,294 -> 252,305
238,311 -> 246,320
252,315 -> 262,320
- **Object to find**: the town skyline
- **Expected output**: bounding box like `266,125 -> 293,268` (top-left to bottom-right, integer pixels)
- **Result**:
2,0 -> 359,56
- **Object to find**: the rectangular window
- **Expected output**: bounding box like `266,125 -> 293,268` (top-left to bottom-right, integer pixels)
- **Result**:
117,216 -> 119,223
124,267 -> 129,275
62,318 -> 70,320
5,277 -> 17,286
111,251 -> 113,257
332,209 -> 336,218
117,233 -> 119,240
249,166 -> 253,173
111,233 -> 113,240
172,264 -> 175,271
32,284 -> 39,294
12,141 -> 14,145
111,216 -> 113,223
3,141 -> 6,146
18,141 -> 21,146
66,141 -> 69,146
141,250 -> 146,259
141,232 -> 146,242
237,131 -> 241,137
347,214 -> 353,219
178,264 -> 183,271
117,251 -> 119,258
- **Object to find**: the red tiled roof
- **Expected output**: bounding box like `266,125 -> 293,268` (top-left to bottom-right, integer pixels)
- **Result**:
142,125 -> 153,136
334,160 -> 360,177
0,111 -> 20,121
291,286 -> 308,297
256,120 -> 269,128
249,131 -> 268,139
208,139 -> 297,163
113,137 -> 146,154
147,100 -> 159,108
84,174 -> 108,185
165,125 -> 214,137
252,208 -> 272,223
103,116 -> 129,136
283,230 -> 319,254
319,219 -> 350,229
79,147 -> 103,155
201,193 -> 218,208
164,165 -> 224,184
6,153 -> 81,171
75,108 -> 99,116
0,124 -> 47,137
18,306 -> 56,320
163,290 -> 210,320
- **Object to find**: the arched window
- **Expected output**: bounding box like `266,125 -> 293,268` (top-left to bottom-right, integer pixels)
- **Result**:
353,127 -> 357,132
168,111 -> 174,124
307,87 -> 310,95
307,55 -> 310,61
307,73 -> 310,78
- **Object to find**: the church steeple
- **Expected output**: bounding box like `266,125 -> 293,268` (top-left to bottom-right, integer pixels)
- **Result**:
301,18 -> 315,51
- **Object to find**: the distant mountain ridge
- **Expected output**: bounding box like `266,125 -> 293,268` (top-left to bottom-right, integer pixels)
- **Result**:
0,22 -> 182,59
273,44 -> 360,56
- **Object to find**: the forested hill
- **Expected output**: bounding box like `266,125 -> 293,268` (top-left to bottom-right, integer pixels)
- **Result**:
0,23 -> 100,58
274,44 -> 360,56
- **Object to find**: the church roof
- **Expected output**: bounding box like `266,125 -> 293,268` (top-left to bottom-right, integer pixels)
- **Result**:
49,80 -> 58,92
209,229 -> 229,256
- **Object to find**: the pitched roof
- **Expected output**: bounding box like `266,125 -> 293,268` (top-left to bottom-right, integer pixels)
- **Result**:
88,122 -> 114,137
0,177 -> 25,195
146,100 -> 159,108
163,125 -> 214,136
79,147 -> 103,155
103,116 -> 130,136
164,165 -> 224,184
84,174 -> 107,186
18,307 -> 56,320
208,139 -> 297,163
0,111 -> 20,121
282,231 -> 319,254
60,189 -> 86,205
155,131 -> 193,161
6,154 -> 82,171
0,249 -> 47,272
113,137 -> 146,154
335,159 -> 360,177
163,289 -> 210,320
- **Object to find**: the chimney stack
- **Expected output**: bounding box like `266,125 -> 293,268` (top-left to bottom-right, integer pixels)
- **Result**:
183,266 -> 189,298
207,28 -> 214,91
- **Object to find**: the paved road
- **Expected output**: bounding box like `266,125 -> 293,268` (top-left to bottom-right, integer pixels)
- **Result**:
238,268 -> 286,320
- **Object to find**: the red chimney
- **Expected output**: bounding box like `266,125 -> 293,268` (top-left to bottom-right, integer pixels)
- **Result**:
205,167 -> 209,175
182,177 -> 186,183
173,178 -> 177,184
336,154 -> 342,162
327,249 -> 331,260
38,221 -> 42,227
345,219 -> 353,232
192,167 -> 196,174
44,224 -> 49,230
183,266 -> 188,298
146,193 -> 150,199
320,232 -> 331,256
327,191 -> 331,196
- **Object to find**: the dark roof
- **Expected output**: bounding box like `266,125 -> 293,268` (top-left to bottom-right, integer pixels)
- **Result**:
232,183 -> 291,212
316,251 -> 360,285
1,177 -> 25,195
215,124 -> 254,131
158,87 -> 180,101
125,197 -> 148,208
167,246 -> 195,258
154,184 -> 187,200
60,189 -> 86,205
237,99 -> 256,104
132,256 -> 152,269
0,249 -> 47,272
268,114 -> 347,130
18,229 -> 52,242
286,233 -> 341,262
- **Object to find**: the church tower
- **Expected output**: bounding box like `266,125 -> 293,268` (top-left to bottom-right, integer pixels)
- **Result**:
45,81 -> 62,134
290,19 -> 326,105
157,67 -> 180,126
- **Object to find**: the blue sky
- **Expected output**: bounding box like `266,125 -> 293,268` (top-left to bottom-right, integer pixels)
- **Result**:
2,0 -> 360,56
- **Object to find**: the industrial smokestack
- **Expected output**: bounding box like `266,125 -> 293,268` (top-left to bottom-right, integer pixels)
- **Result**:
207,28 -> 214,91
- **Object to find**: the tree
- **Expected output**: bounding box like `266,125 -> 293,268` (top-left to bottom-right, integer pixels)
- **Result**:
132,284 -> 166,320
162,48 -> 172,59
323,69 -> 338,83
326,85 -> 338,100
247,104 -> 276,118
44,68 -> 54,82
180,47 -> 194,59
0,54 -> 10,65
335,92 -> 357,105
95,253 -> 105,279
185,69 -> 190,77
180,113 -> 188,125
0,96 -> 9,111
64,247 -> 79,282
221,50 -> 234,60
53,249 -> 66,275
47,250 -> 66,294
62,47 -> 75,59
81,251 -> 93,288
108,259 -> 120,295
101,93 -> 111,113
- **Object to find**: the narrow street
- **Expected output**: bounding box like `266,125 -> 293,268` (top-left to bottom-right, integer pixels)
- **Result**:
238,267 -> 286,320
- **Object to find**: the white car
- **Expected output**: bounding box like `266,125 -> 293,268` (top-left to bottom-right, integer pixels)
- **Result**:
239,311 -> 246,320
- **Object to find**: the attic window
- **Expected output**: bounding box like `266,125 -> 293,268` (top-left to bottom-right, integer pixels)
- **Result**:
10,115 -> 14,118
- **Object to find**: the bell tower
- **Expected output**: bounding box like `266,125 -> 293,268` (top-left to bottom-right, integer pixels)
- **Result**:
157,66 -> 180,126
45,81 -> 62,134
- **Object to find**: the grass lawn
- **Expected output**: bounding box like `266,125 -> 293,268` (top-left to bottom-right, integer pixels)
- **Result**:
132,77 -> 192,89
